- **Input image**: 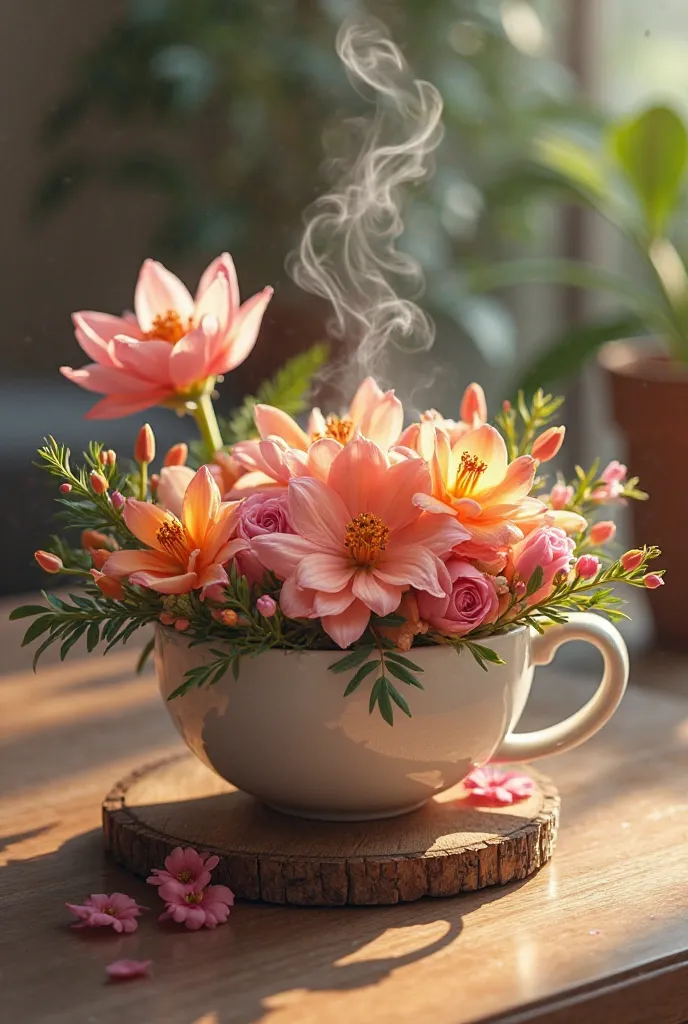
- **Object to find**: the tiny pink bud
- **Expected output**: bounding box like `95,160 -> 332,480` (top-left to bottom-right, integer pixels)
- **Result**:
164,442 -> 188,467
549,483 -> 574,510
35,550 -> 63,573
644,574 -> 664,590
575,555 -> 600,579
59,482 -> 72,494
89,470 -> 109,494
601,460 -> 627,485
589,520 -> 616,545
532,426 -> 566,463
256,595 -> 278,618
134,423 -> 156,464
502,399 -> 511,412
110,490 -> 125,510
99,448 -> 117,467
460,383 -> 487,425
620,549 -> 644,572
174,617 -> 190,631
514,580 -> 527,598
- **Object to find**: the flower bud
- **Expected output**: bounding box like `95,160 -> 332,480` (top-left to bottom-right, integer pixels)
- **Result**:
174,618 -> 190,631
59,482 -> 73,494
644,574 -> 664,590
82,530 -> 111,551
90,548 -> 111,570
90,470 -> 109,495
620,549 -> 644,572
35,550 -> 63,573
110,491 -> 125,511
134,424 -> 156,465
460,383 -> 487,425
99,449 -> 116,467
219,609 -> 238,626
549,483 -> 574,510
514,580 -> 527,598
256,595 -> 278,618
502,400 -> 511,413
589,520 -> 616,545
91,570 -> 125,599
532,426 -> 565,463
164,443 -> 188,468
575,554 -> 600,579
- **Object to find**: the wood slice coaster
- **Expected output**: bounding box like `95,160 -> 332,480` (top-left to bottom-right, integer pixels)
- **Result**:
103,754 -> 560,906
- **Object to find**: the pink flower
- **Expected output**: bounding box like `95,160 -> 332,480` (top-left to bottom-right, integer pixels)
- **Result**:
620,549 -> 644,571
251,437 -> 470,648
401,383 -> 488,448
235,492 -> 295,584
147,846 -> 220,892
463,767 -> 536,805
644,574 -> 664,589
111,490 -> 125,510
59,482 -> 73,494
601,460 -> 627,484
256,595 -> 277,617
575,554 -> 600,579
547,483 -> 574,510
592,461 -> 627,505
589,520 -> 616,545
61,254 -> 273,419
66,893 -> 143,933
103,466 -> 247,595
106,960 -> 152,981
158,881 -> 234,930
416,559 -> 499,637
532,426 -> 565,463
460,383 -> 488,426
508,525 -> 575,605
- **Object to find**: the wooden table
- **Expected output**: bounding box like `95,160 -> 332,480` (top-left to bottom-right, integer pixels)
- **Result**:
1,597 -> 687,1024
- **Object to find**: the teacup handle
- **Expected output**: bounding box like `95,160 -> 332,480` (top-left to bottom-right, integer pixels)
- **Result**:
492,612 -> 629,763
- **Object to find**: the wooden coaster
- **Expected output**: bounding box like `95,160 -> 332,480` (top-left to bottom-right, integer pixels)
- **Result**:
103,754 -> 559,906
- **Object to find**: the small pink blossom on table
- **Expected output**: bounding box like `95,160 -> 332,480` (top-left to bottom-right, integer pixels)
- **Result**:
157,880 -> 235,930
147,846 -> 220,892
106,959 -> 152,981
66,893 -> 143,933
463,768 -> 536,806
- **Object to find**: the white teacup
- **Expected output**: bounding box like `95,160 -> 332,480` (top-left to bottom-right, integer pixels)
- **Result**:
155,612 -> 629,821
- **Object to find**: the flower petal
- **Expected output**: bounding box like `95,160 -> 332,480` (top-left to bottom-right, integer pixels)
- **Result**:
251,535 -> 318,579
327,436 -> 388,517
157,466 -> 195,520
134,259 -> 194,331
376,544 -> 447,598
60,363 -> 155,394
479,455 -> 536,506
279,576 -> 315,617
254,405 -> 309,449
211,287 -> 273,375
103,549 -> 180,578
352,572 -> 401,616
182,467 -> 221,548
322,599 -> 371,648
295,553 -> 356,592
84,390 -> 169,419
457,425 -> 508,492
112,337 -> 173,385
130,571 -> 198,594
194,272 -> 230,336
368,458 -> 430,531
312,586 -> 355,616
196,252 -> 240,318
72,311 -> 136,366
287,477 -> 349,552
393,511 -> 471,554
123,499 -> 175,550
169,328 -> 211,389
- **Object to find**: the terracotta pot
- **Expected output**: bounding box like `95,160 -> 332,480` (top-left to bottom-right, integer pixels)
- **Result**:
600,340 -> 686,647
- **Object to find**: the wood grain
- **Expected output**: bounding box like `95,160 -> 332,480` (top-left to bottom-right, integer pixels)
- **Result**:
1,597 -> 687,1024
102,755 -> 559,905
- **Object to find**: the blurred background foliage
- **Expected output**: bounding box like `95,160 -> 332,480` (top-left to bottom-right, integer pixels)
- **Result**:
37,0 -> 598,372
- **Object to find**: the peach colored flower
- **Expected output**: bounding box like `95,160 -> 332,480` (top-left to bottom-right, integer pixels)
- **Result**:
408,422 -> 540,567
103,466 -> 246,594
106,960 -> 152,981
61,254 -> 273,419
232,377 -> 403,488
508,525 -> 575,605
251,437 -> 469,648
147,846 -> 219,893
66,893 -> 143,933
463,768 -> 536,805
158,880 -> 234,930
398,382 -> 487,448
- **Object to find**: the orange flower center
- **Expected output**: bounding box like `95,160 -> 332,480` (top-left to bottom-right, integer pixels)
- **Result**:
345,513 -> 390,568
454,450 -> 487,496
312,415 -> 355,445
156,517 -> 189,562
177,869 -> 193,883
185,891 -> 204,905
143,309 -> 193,344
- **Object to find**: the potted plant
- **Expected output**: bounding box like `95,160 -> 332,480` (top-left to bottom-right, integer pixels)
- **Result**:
470,103 -> 688,647
13,253 -> 662,820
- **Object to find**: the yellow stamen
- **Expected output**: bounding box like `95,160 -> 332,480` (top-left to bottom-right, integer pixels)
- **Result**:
177,869 -> 193,883
143,309 -> 193,344
185,892 -> 204,905
345,513 -> 390,568
156,517 -> 188,562
454,450 -> 487,496
312,415 -> 355,445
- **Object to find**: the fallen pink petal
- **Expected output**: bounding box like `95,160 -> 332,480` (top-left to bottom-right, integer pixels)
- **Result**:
106,959 -> 153,981
66,892 -> 144,933
462,768 -> 537,806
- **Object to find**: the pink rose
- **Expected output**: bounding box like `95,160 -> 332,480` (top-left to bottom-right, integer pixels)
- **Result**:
236,493 -> 294,585
416,560 -> 499,636
509,526 -> 575,605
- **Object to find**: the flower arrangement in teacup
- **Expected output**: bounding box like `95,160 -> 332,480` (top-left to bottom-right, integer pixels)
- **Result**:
14,254 -> 663,725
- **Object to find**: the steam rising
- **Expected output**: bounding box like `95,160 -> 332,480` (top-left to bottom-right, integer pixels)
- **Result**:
287,15 -> 444,384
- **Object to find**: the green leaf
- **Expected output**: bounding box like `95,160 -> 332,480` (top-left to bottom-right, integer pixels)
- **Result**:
21,615 -> 56,646
368,676 -> 384,714
136,636 -> 155,673
612,105 -> 688,237
10,605 -> 50,620
468,259 -> 644,306
386,681 -> 412,718
535,133 -> 606,198
377,683 -> 395,726
329,647 -> 375,674
466,642 -> 506,666
526,565 -> 544,598
386,660 -> 424,689
86,622 -> 100,653
343,659 -> 377,697
384,651 -> 424,672
517,315 -> 647,394
60,624 -> 87,660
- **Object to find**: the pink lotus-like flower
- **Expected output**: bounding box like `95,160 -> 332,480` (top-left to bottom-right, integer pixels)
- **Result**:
106,960 -> 152,981
251,437 -> 470,648
508,525 -> 575,605
103,466 -> 246,594
66,893 -> 143,933
416,559 -> 499,637
147,846 -> 220,893
463,767 -> 536,805
158,880 -> 235,930
61,254 -> 273,419
232,377 -> 403,490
